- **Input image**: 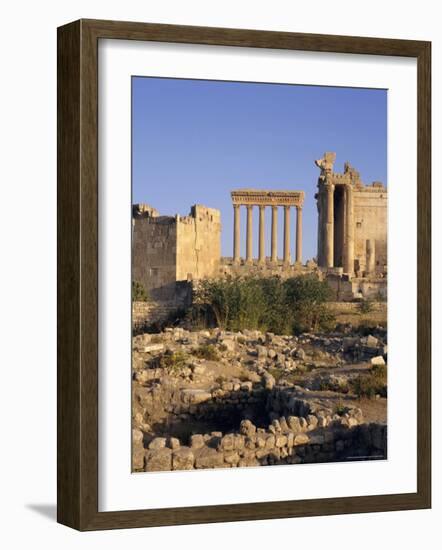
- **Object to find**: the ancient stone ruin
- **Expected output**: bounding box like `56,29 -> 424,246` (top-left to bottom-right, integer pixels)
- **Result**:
230,189 -> 304,265
132,153 -> 388,473
315,153 -> 387,277
132,203 -> 221,303
132,327 -> 387,472
132,153 -> 387,316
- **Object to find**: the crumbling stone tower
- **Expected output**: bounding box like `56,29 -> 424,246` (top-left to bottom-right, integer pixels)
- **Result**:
132,204 -> 221,302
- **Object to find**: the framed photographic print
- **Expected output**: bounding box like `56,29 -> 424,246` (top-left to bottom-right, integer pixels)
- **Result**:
57,19 -> 431,530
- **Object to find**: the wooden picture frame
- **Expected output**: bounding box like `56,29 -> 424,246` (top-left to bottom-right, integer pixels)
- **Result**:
57,19 -> 431,531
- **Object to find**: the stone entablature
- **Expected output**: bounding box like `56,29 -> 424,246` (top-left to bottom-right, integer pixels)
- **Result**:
231,188 -> 305,266
231,189 -> 305,207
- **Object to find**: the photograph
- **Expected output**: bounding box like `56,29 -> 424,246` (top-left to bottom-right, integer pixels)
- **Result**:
131,77 -> 388,472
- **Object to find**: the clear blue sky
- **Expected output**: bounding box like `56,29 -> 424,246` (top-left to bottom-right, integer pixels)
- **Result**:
132,77 -> 387,261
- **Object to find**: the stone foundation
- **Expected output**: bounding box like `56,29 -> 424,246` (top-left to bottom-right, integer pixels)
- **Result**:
133,301 -> 184,331
219,257 -> 317,278
325,301 -> 387,327
133,381 -> 387,471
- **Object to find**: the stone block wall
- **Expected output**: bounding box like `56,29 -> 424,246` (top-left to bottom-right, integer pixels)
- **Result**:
219,258 -> 317,278
132,203 -> 221,304
176,205 -> 221,282
133,381 -> 387,471
132,300 -> 184,331
133,216 -> 178,301
354,186 -> 388,274
325,301 -> 387,327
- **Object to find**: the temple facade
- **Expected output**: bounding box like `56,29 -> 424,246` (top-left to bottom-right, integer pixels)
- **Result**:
231,189 -> 305,265
315,153 -> 387,277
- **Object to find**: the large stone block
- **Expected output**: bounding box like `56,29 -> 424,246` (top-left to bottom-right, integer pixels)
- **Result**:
172,447 -> 195,470
194,447 -> 225,469
145,448 -> 172,472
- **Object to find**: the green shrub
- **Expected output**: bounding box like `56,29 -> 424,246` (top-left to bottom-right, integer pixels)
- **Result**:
334,398 -> 348,416
350,365 -> 387,399
132,280 -> 149,302
192,344 -> 220,361
159,351 -> 189,374
371,364 -> 387,380
191,274 -> 334,335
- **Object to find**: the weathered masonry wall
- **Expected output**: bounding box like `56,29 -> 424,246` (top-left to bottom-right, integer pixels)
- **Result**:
132,204 -> 221,302
325,301 -> 387,327
176,205 -> 221,282
353,187 -> 388,274
133,301 -> 184,331
315,153 -> 387,278
133,215 -> 177,301
133,381 -> 387,471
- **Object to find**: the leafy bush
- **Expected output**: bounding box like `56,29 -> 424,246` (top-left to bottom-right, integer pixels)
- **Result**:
350,364 -> 387,399
191,274 -> 334,335
159,351 -> 189,374
192,344 -> 220,361
132,280 -> 149,302
334,398 -> 348,416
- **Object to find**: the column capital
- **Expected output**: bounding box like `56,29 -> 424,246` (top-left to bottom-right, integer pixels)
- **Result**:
246,204 -> 253,211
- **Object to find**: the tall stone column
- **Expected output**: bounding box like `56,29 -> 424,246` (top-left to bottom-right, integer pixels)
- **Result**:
344,184 -> 354,275
246,205 -> 253,264
324,184 -> 335,268
366,239 -> 375,275
283,206 -> 291,264
296,206 -> 303,264
271,206 -> 278,263
258,205 -> 265,264
233,204 -> 240,264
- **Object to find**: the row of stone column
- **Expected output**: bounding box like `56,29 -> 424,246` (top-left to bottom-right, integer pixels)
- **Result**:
233,204 -> 302,264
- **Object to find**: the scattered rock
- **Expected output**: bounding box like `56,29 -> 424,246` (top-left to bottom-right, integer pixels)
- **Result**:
262,372 -> 275,390
181,389 -> 212,405
139,343 -> 164,353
